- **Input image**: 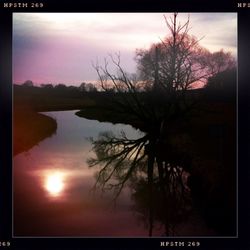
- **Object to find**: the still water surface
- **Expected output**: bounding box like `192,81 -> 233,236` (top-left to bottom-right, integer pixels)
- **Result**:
14,110 -> 147,236
14,110 -> 214,237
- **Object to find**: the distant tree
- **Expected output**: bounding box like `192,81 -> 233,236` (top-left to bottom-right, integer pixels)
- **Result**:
22,80 -> 34,87
79,82 -> 86,92
40,83 -> 54,89
85,83 -> 97,92
208,50 -> 236,75
54,83 -> 67,90
68,85 -> 78,91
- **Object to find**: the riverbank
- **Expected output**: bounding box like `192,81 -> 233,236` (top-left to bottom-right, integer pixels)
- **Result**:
75,106 -> 144,130
14,106 -> 57,156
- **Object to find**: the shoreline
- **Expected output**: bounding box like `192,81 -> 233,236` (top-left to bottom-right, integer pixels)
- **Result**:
14,109 -> 57,156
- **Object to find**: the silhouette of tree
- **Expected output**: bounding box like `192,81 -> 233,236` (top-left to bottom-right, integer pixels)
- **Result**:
93,13 -> 236,134
22,80 -> 34,87
93,52 -> 156,128
136,15 -> 236,91
208,50 -> 236,75
40,83 -> 54,89
205,67 -> 236,92
55,83 -> 67,90
79,82 -> 86,92
85,82 -> 97,92
136,13 -> 208,92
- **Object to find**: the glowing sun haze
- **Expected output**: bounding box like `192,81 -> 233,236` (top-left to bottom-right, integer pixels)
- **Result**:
45,171 -> 65,197
13,13 -> 237,86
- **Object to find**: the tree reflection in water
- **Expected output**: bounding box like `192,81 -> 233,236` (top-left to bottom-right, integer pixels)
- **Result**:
88,128 -> 193,236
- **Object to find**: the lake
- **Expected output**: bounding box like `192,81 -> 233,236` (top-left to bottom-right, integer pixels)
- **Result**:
13,110 -> 215,237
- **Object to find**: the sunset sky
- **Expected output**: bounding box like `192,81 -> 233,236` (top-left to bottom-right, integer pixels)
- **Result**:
13,13 -> 237,86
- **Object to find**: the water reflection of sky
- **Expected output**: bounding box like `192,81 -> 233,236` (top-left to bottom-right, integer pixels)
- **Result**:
14,110 -> 147,236
14,110 -> 215,237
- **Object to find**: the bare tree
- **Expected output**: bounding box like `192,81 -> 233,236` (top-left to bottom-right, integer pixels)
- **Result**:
93,53 -> 157,127
136,13 -> 236,92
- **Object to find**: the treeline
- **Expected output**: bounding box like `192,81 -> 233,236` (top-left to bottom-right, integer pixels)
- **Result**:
14,81 -> 98,97
14,66 -> 236,106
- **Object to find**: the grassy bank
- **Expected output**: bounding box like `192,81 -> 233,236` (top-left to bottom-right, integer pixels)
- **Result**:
14,106 -> 57,156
